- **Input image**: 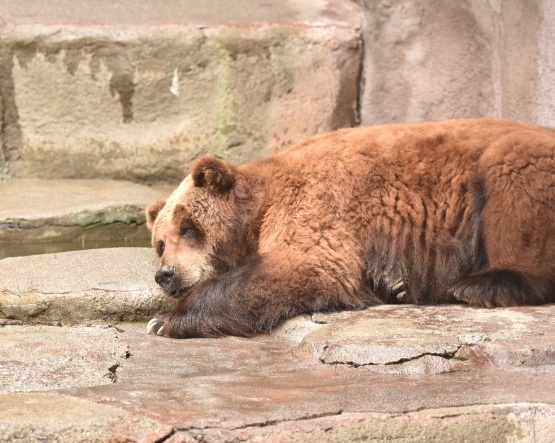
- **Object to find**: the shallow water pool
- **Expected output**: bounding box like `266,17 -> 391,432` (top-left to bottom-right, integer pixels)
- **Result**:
0,238 -> 152,260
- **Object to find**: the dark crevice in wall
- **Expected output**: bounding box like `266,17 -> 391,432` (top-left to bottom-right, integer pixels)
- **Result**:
109,71 -> 135,124
0,46 -> 22,179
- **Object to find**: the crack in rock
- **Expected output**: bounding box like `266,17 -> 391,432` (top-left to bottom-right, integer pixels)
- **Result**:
153,429 -> 178,443
320,345 -> 463,368
383,347 -> 462,366
230,410 -> 345,431
178,410 -> 345,433
105,347 -> 131,382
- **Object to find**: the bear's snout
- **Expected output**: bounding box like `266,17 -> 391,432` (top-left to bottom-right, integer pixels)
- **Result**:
155,265 -> 179,296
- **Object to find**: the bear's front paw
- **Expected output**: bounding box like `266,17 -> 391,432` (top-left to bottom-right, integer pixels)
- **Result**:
146,317 -> 164,335
147,313 -> 192,338
147,315 -> 171,336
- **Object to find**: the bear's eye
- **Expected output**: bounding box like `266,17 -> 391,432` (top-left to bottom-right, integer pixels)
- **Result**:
157,240 -> 165,257
181,227 -> 195,239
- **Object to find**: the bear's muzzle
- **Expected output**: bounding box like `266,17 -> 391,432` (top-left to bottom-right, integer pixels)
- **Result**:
155,265 -> 181,298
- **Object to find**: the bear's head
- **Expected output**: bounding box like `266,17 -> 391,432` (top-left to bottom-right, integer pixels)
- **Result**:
146,156 -> 258,298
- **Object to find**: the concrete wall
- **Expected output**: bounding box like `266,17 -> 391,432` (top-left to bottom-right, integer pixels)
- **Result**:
356,0 -> 555,128
0,0 -> 363,185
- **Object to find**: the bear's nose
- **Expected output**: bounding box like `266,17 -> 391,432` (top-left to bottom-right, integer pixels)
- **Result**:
155,265 -> 176,287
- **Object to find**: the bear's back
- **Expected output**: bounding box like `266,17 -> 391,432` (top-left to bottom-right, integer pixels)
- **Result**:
281,118 -> 553,167
254,118 -> 554,302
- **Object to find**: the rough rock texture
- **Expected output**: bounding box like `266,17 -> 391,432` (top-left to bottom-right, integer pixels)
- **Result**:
2,0 -> 555,185
1,305 -> 554,441
355,0 -> 555,127
170,404 -> 555,443
278,305 -> 555,374
0,393 -> 172,443
0,324 -> 128,392
0,248 -> 170,322
68,308 -> 555,440
0,179 -> 168,243
0,0 -> 363,184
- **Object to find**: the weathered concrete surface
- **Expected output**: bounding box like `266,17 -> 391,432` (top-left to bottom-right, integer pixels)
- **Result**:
0,248 -> 170,322
0,179 -> 167,242
355,0 -> 555,128
279,305 -> 555,374
0,0 -> 363,184
1,305 -> 554,441
0,393 -> 172,443
0,324 -> 128,392
170,404 -> 555,443
62,307 -> 555,440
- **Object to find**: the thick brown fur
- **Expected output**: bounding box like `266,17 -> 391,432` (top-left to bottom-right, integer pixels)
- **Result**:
147,119 -> 555,338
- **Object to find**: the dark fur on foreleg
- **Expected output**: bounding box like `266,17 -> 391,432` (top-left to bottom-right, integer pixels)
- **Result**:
148,255 -> 377,338
148,258 -> 265,338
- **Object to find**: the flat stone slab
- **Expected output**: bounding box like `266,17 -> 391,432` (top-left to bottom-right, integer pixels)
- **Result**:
65,307 -> 555,439
170,404 -> 555,442
0,324 -> 128,392
0,0 -> 362,184
277,305 -> 555,374
0,305 -> 554,441
0,0 -> 357,26
0,247 -> 170,322
0,393 -> 172,443
0,179 -> 167,244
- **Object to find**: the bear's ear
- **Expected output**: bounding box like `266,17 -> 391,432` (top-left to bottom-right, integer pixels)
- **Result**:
192,156 -> 236,194
146,199 -> 166,230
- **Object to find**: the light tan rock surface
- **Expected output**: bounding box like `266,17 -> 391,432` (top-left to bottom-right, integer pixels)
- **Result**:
170,404 -> 555,443
0,393 -> 172,443
278,305 -> 555,374
0,0 -> 363,184
69,312 -> 555,442
1,303 -> 554,441
0,324 -> 128,392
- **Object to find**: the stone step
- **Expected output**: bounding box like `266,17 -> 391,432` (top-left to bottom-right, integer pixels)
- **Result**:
0,247 -> 169,322
0,393 -> 172,443
0,0 -> 363,184
0,179 -> 168,249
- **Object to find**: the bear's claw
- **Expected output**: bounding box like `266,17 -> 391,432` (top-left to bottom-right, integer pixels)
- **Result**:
391,279 -> 404,292
147,317 -> 166,336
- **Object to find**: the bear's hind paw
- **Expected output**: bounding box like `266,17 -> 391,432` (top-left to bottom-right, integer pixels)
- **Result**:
450,270 -> 554,308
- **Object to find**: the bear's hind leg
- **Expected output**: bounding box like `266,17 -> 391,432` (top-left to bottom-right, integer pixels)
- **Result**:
463,133 -> 555,307
450,270 -> 555,307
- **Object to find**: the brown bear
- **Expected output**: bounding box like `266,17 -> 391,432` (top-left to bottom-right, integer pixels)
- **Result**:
146,119 -> 555,338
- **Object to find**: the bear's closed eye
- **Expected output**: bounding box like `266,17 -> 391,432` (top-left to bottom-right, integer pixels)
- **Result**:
181,227 -> 195,239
